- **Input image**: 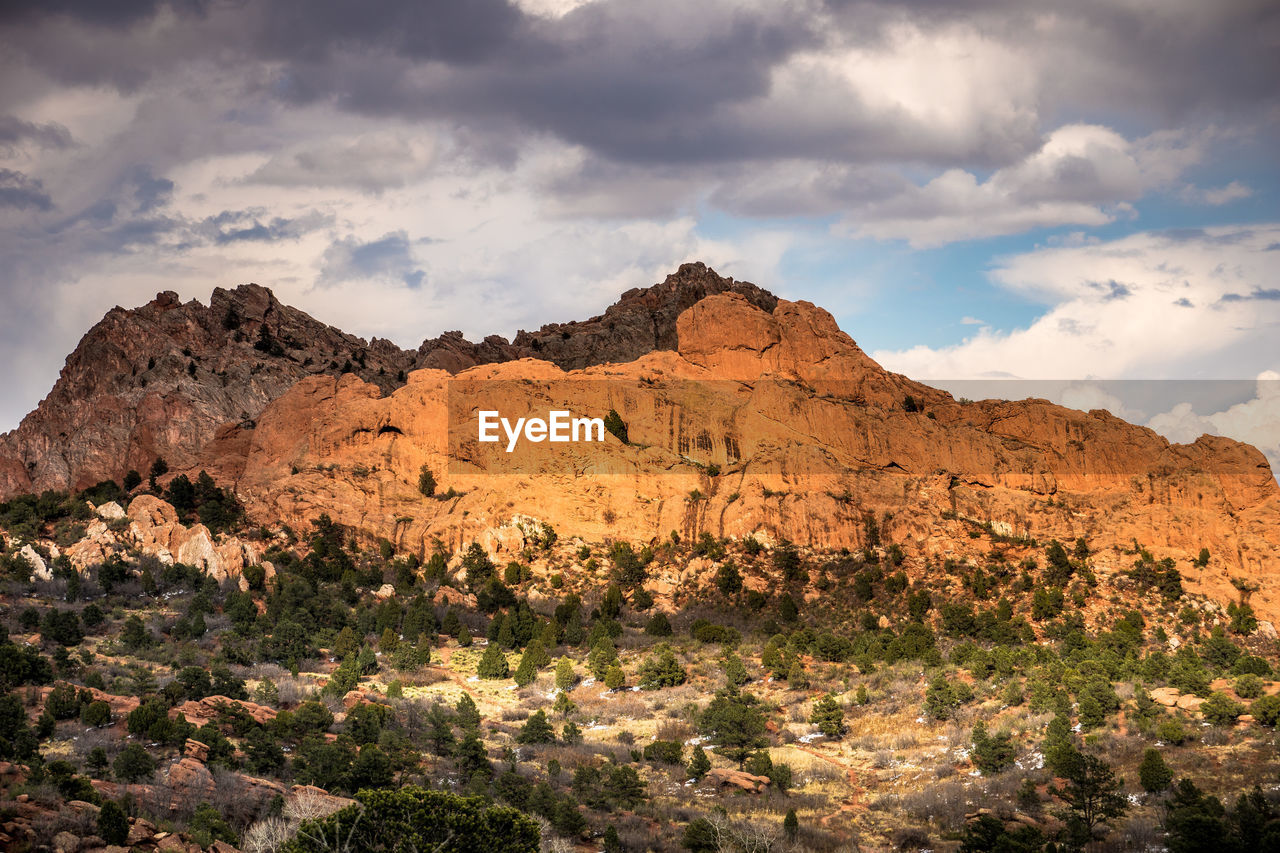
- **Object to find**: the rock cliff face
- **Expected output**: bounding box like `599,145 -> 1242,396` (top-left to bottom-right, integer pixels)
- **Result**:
3,264 -> 1280,620
0,284 -> 418,496
0,262 -> 770,496
206,289 -> 1280,621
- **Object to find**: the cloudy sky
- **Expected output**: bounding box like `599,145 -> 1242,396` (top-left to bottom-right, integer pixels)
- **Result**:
1,0 -> 1277,468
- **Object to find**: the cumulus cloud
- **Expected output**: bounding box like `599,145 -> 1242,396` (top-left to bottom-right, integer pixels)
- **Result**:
319,231 -> 427,290
1147,372 -> 1280,476
877,224 -> 1280,380
836,125 -> 1205,246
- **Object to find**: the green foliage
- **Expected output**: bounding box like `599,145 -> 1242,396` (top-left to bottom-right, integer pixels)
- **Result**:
1138,748 -> 1174,793
810,693 -> 845,738
701,687 -> 767,768
554,656 -> 576,691
959,814 -> 1044,853
645,612 -> 672,636
1201,691 -> 1243,726
113,742 -> 156,783
1163,780 -> 1280,853
638,644 -> 687,689
643,740 -> 684,765
98,800 -> 129,845
924,674 -> 960,720
970,721 -> 1015,775
189,802 -> 238,847
281,787 -> 540,853
1051,750 -> 1128,844
603,409 -> 629,444
417,465 -> 437,498
477,644 -> 510,680
517,710 -> 556,744
687,745 -> 711,780
1251,694 -> 1280,727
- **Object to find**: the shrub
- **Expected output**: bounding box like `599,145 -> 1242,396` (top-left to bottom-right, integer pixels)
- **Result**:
113,743 -> 156,783
1234,673 -> 1263,699
1201,692 -> 1243,726
971,721 -> 1015,775
1251,694 -> 1280,727
810,694 -> 845,737
517,711 -> 556,745
280,786 -> 539,852
1138,748 -> 1174,793
477,645 -> 510,680
417,466 -> 437,498
98,800 -> 129,845
638,645 -> 687,689
643,740 -> 684,765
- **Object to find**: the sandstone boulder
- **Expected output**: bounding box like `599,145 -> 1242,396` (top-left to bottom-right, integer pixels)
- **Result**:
18,544 -> 49,582
704,768 -> 771,793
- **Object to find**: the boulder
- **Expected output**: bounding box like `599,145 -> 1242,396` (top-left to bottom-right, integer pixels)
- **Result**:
19,544 -> 50,582
164,758 -> 215,805
1177,695 -> 1206,712
704,768 -> 771,793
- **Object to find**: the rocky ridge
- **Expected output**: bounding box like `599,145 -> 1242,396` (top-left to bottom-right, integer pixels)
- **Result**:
0,263 -> 772,497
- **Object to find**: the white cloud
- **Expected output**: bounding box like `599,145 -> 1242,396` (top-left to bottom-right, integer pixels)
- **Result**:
836,124 -> 1206,247
875,224 -> 1280,380
1180,180 -> 1254,206
1146,371 -> 1280,477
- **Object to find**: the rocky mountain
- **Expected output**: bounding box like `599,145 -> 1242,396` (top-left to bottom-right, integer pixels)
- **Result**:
3,265 -> 1279,621
0,263 -> 768,497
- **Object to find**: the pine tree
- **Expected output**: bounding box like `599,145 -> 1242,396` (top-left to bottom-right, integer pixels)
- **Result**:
587,638 -> 618,679
810,693 -> 845,737
604,664 -> 626,691
687,745 -> 711,780
455,693 -> 481,730
98,800 -> 129,845
517,710 -> 556,744
513,644 -> 543,687
477,644 -> 509,679
783,808 -> 799,841
787,659 -> 809,690
1138,748 -> 1174,793
555,656 -> 576,691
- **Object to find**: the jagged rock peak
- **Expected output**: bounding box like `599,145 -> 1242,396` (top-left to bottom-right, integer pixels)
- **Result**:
511,261 -> 778,369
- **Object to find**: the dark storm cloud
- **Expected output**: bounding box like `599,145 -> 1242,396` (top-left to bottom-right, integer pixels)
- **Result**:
4,0 -> 1276,177
198,209 -> 333,245
0,115 -> 72,150
319,231 -> 426,290
0,169 -> 53,211
0,0 -> 206,27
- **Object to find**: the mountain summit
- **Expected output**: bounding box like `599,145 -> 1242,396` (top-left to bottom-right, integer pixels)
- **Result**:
2,264 -> 1278,619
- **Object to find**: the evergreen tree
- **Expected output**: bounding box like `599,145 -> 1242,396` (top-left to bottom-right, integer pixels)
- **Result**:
638,644 -> 687,689
517,710 -> 556,744
555,656 -> 576,691
98,800 -> 129,846
701,687 -> 767,768
1138,748 -> 1174,793
783,808 -> 799,841
477,644 -> 510,680
687,746 -> 711,780
810,693 -> 845,737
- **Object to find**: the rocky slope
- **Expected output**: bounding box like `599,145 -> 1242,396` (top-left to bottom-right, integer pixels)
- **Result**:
3,265 -> 1279,619
0,263 -> 771,496
204,290 -> 1280,621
